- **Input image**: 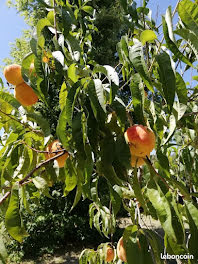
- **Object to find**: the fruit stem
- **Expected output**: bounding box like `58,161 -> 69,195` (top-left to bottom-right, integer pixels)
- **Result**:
126,111 -> 134,126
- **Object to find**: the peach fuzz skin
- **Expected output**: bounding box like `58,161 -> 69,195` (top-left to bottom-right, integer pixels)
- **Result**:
125,125 -> 155,157
4,64 -> 24,86
15,82 -> 38,106
44,140 -> 69,168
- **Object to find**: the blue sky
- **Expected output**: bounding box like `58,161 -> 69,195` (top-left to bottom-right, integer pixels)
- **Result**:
0,0 -> 29,80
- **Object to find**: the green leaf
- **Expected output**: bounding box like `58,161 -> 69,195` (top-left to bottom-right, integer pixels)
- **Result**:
178,0 -> 198,35
162,114 -> 176,145
33,176 -> 48,190
0,91 -> 21,110
57,83 -> 80,148
83,144 -> 94,199
97,161 -> 123,186
109,185 -> 121,216
103,65 -> 119,86
133,168 -> 148,213
52,51 -> 65,66
81,5 -> 94,15
157,150 -> 170,177
27,112 -> 51,137
144,230 -> 164,264
70,183 -> 82,212
185,202 -> 198,261
156,52 -> 176,113
59,82 -> 67,110
175,73 -> 188,104
130,73 -> 145,125
87,81 -> 106,124
62,8 -> 76,36
93,79 -> 106,112
185,201 -> 198,229
140,30 -> 157,45
146,180 -> 177,243
0,235 -> 7,264
5,185 -> 28,242
175,28 -> 198,60
64,159 -> 77,192
165,6 -> 175,43
37,18 -> 51,36
129,41 -> 154,92
68,64 -> 79,83
162,16 -> 193,67
123,225 -> 153,264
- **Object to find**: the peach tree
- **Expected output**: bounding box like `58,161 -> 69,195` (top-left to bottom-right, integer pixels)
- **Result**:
0,0 -> 198,263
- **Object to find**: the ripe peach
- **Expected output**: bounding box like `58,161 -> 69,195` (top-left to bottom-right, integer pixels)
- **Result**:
44,140 -> 69,168
125,125 -> 155,157
4,64 -> 24,86
106,246 -> 114,262
131,155 -> 145,167
14,82 -> 38,106
117,237 -> 127,263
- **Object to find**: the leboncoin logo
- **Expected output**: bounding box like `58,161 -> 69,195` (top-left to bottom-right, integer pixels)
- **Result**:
160,253 -> 194,260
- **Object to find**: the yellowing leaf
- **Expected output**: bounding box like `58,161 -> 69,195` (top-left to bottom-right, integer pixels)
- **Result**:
140,30 -> 157,45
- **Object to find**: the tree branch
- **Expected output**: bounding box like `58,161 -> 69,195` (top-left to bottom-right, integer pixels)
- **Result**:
21,140 -> 67,154
0,151 -> 67,206
0,109 -> 43,135
0,191 -> 11,205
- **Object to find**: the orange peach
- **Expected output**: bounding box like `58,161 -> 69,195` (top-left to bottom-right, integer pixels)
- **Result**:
44,140 -> 69,168
4,64 -> 24,86
131,155 -> 145,167
125,125 -> 155,157
14,82 -> 38,106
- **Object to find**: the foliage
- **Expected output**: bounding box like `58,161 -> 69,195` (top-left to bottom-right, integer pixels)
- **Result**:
0,0 -> 198,264
5,183 -> 107,261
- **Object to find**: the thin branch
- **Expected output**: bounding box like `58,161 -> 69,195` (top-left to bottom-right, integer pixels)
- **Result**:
21,140 -> 67,154
19,151 -> 66,185
126,111 -> 134,126
119,77 -> 132,90
0,191 -> 11,205
0,109 -> 43,135
183,111 -> 198,117
0,151 -> 66,206
20,180 -> 33,186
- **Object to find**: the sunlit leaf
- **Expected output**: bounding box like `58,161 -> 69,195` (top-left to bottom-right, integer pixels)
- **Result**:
140,30 -> 157,45
5,185 -> 28,242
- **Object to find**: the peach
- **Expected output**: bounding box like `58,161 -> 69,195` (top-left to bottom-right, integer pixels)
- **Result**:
14,82 -> 38,106
125,125 -> 155,157
44,140 -> 69,168
131,155 -> 145,167
4,64 -> 24,86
